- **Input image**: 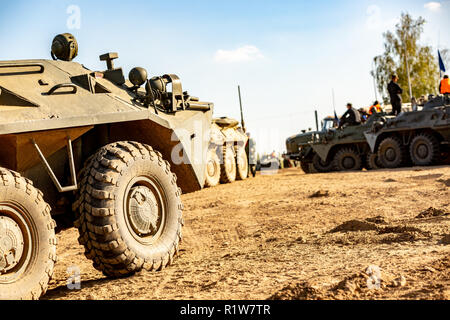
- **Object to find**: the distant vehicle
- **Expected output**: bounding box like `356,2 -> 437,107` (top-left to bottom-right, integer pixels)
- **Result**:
204,117 -> 249,187
204,86 -> 256,186
247,136 -> 257,177
286,116 -> 337,173
365,95 -> 450,168
308,113 -> 386,172
260,153 -> 281,170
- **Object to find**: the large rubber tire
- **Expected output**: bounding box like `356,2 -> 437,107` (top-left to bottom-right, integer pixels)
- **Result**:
312,153 -> 334,173
409,133 -> 440,166
204,147 -> 221,188
366,152 -> 382,170
333,148 -> 362,171
220,146 -> 236,184
73,141 -> 183,277
378,137 -> 408,168
0,168 -> 56,300
300,162 -> 311,174
236,147 -> 249,181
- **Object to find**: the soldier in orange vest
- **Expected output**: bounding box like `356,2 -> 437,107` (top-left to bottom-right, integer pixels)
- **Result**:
368,101 -> 383,115
440,75 -> 450,95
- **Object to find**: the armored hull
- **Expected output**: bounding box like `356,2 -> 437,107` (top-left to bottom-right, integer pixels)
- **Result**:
365,97 -> 450,168
0,34 -> 213,299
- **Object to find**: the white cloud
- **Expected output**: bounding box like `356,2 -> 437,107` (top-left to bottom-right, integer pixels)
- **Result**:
214,46 -> 264,63
424,2 -> 442,11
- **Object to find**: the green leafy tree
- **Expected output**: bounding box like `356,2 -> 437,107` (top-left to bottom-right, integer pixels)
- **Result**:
372,13 -> 439,103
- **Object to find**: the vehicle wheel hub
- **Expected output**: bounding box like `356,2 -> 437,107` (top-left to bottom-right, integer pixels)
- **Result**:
207,160 -> 216,177
343,157 -> 355,169
0,216 -> 24,274
416,144 -> 428,159
127,186 -> 160,237
386,148 -> 396,161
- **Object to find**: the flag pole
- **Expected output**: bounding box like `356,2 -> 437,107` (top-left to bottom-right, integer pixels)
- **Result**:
438,30 -> 441,85
372,60 -> 378,101
403,33 -> 413,103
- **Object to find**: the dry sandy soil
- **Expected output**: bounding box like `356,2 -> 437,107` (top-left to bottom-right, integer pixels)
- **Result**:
44,166 -> 450,300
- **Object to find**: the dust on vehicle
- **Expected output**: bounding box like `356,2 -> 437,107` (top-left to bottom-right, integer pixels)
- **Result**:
0,33 -> 213,299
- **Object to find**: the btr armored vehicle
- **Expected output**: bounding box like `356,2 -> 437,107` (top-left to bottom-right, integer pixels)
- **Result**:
0,33 -> 213,299
308,114 -> 385,172
365,95 -> 450,168
286,116 -> 337,173
204,117 -> 248,187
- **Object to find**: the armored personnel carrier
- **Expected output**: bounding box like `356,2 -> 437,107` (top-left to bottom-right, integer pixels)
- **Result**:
308,114 -> 384,172
204,117 -> 248,187
0,33 -> 213,299
286,116 -> 337,173
365,95 -> 450,168
247,135 -> 257,177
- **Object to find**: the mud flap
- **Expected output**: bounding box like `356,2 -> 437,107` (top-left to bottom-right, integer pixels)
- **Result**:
364,132 -> 379,153
311,144 -> 332,162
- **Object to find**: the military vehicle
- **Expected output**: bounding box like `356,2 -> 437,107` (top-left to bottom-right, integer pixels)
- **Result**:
365,95 -> 450,168
204,117 -> 248,187
247,135 -> 257,177
286,116 -> 337,173
260,153 -> 281,170
308,113 -> 385,172
0,33 -> 213,299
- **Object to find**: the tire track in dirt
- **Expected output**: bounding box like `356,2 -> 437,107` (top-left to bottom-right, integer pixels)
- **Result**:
44,166 -> 450,300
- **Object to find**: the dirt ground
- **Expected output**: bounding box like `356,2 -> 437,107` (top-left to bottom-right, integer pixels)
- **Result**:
44,166 -> 450,300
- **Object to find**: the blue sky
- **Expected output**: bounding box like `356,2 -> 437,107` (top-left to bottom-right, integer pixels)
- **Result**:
0,0 -> 449,154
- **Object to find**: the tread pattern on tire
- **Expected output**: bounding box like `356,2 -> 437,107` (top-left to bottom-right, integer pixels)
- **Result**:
409,133 -> 440,166
333,148 -> 362,171
312,153 -> 333,173
220,146 -> 236,184
366,152 -> 381,170
300,162 -> 311,174
235,147 -> 248,181
204,147 -> 221,188
0,168 -> 57,300
378,136 -> 408,168
73,141 -> 182,277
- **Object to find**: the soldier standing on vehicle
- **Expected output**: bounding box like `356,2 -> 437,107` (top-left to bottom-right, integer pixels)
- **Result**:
440,75 -> 450,96
387,74 -> 403,115
338,103 -> 361,129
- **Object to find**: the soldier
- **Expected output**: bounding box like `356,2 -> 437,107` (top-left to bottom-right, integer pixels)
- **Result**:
358,108 -> 370,122
440,75 -> 450,95
338,103 -> 361,129
246,132 -> 257,177
387,74 -> 403,116
369,101 -> 383,115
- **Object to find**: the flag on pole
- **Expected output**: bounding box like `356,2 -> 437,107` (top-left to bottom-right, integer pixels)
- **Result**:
438,50 -> 446,73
